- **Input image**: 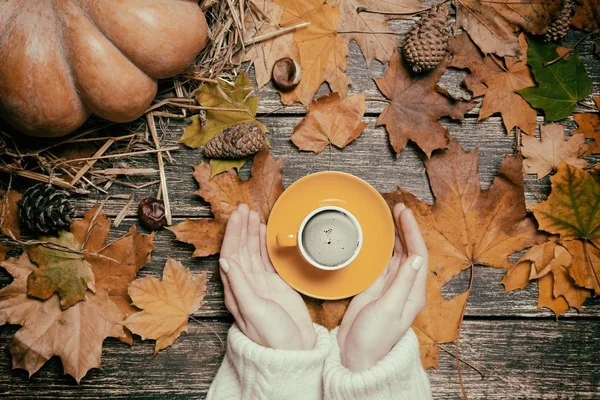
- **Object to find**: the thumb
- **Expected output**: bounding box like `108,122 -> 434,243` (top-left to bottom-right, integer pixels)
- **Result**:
378,254 -> 424,312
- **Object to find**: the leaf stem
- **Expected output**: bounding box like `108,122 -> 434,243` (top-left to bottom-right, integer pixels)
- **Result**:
356,6 -> 431,16
543,30 -> 599,67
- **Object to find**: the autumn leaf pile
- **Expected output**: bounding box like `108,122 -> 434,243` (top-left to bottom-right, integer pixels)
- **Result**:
175,0 -> 600,372
0,201 -> 207,382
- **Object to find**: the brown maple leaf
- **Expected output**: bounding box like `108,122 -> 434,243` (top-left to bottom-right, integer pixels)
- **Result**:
0,253 -> 125,383
71,204 -> 155,344
383,139 -> 538,285
303,297 -> 351,330
448,33 -> 537,135
551,261 -> 591,310
521,123 -> 589,179
0,243 -> 8,263
168,148 -> 284,257
561,239 -> 600,294
413,273 -> 470,369
243,0 -> 300,89
0,189 -> 21,239
573,96 -> 600,155
454,0 -> 563,56
338,0 -> 422,65
376,49 -> 475,157
537,271 -> 569,317
124,258 -> 207,354
291,93 -> 366,153
275,0 -> 351,106
572,0 -> 600,31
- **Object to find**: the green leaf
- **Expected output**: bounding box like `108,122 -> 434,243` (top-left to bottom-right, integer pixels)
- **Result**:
209,158 -> 247,177
26,231 -> 95,309
180,72 -> 267,148
518,38 -> 592,121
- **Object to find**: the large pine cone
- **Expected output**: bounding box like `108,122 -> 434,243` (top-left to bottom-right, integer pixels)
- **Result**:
544,1 -> 573,42
204,124 -> 265,159
403,4 -> 450,73
18,184 -> 74,234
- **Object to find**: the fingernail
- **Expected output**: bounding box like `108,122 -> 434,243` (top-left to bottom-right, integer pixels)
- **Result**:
219,258 -> 230,273
396,203 -> 406,212
410,255 -> 424,271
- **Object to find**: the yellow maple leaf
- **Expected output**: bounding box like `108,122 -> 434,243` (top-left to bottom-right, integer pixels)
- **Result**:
124,258 -> 207,354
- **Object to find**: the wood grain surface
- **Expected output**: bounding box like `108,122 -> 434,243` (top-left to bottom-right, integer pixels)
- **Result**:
1,19 -> 599,400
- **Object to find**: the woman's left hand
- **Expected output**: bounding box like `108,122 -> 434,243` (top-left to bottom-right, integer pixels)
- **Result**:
219,204 -> 316,350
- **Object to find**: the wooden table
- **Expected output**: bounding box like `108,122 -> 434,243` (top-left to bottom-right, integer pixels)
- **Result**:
1,19 -> 599,399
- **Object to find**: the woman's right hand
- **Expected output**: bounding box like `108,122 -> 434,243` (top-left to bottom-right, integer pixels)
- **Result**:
219,204 -> 316,351
337,203 -> 428,371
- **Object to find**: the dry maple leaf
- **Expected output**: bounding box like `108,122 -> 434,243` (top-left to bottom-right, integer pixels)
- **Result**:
376,50 -> 475,157
521,123 -> 589,179
532,163 -> 600,249
453,0 -> 563,57
70,204 -> 155,344
573,96 -> 600,155
0,243 -> 9,263
291,93 -> 366,153
383,139 -> 538,285
338,0 -> 422,66
274,0 -> 351,106
303,297 -> 351,330
243,0 -> 300,89
551,261 -> 591,310
0,253 -> 125,383
124,257 -> 207,354
537,272 -> 569,317
0,189 -> 21,239
448,33 -> 537,135
572,0 -> 600,31
413,273 -> 470,369
168,148 -> 284,257
561,239 -> 600,294
26,231 -> 95,309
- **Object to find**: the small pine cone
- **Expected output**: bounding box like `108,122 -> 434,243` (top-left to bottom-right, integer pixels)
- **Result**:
403,4 -> 451,73
204,124 -> 265,159
18,184 -> 74,234
544,1 -> 573,42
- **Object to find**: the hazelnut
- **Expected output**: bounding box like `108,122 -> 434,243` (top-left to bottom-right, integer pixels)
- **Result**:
138,197 -> 167,230
271,57 -> 301,92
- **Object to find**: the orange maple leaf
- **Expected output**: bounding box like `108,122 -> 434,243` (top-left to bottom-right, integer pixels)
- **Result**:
0,189 -> 21,239
454,0 -> 563,56
124,258 -> 207,354
168,148 -> 284,257
448,33 -> 537,135
383,139 -> 538,286
572,0 -> 600,31
275,0 -> 351,106
71,204 -> 155,344
376,49 -> 475,157
0,253 -> 125,383
573,96 -> 600,155
291,92 -> 366,153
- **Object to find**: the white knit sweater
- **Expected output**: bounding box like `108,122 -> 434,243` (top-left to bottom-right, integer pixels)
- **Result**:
206,324 -> 431,400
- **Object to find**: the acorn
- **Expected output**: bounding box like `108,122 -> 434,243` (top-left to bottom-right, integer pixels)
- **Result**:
271,58 -> 301,92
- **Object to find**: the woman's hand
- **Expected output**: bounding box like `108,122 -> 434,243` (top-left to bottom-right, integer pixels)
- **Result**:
219,204 -> 316,350
337,203 -> 428,371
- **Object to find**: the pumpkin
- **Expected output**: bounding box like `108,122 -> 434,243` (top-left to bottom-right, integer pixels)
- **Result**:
0,0 -> 208,138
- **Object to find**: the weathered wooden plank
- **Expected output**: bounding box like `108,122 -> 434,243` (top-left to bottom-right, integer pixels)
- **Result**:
0,319 -> 598,399
48,114 -> 598,218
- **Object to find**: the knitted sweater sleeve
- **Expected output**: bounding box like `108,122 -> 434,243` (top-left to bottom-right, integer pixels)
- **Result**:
323,328 -> 432,400
206,323 -> 331,400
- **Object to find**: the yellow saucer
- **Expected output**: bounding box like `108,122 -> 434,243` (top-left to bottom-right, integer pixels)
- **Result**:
267,172 -> 395,300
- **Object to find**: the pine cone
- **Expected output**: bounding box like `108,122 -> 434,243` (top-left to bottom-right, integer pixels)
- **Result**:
544,1 -> 573,42
204,124 -> 265,159
18,184 -> 74,234
403,4 -> 450,73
